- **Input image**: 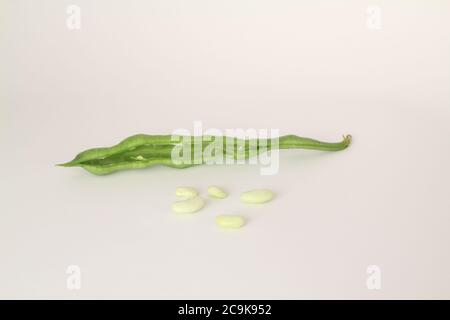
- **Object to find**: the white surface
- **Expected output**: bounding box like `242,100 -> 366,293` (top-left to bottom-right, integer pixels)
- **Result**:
1,1 -> 449,299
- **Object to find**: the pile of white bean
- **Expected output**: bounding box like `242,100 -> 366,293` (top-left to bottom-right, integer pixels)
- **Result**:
171,186 -> 275,229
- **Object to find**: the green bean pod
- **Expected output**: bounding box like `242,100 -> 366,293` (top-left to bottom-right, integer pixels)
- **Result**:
58,134 -> 351,175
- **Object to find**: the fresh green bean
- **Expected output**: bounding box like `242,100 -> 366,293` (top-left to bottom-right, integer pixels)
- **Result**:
58,134 -> 351,175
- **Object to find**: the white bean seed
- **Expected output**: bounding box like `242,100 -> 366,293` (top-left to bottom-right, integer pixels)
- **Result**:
240,189 -> 274,204
172,196 -> 205,213
175,187 -> 198,199
207,186 -> 228,199
216,215 -> 245,229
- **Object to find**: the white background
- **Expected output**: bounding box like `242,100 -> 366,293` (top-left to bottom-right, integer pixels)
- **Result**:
1,0 -> 449,299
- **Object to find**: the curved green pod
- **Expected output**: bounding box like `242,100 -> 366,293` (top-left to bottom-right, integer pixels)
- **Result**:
58,134 -> 352,175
